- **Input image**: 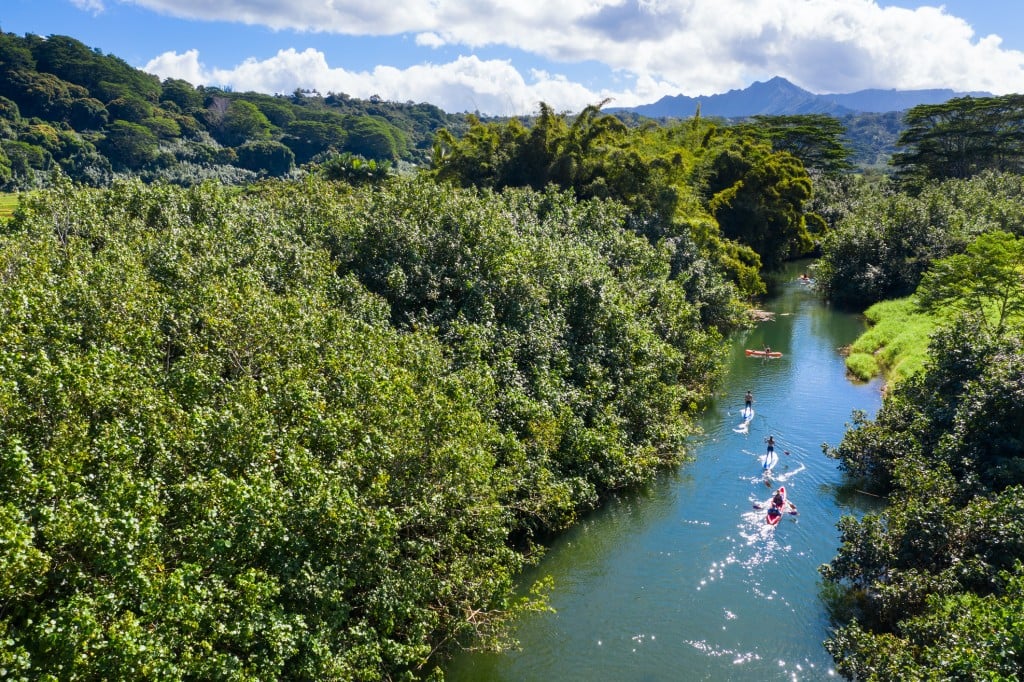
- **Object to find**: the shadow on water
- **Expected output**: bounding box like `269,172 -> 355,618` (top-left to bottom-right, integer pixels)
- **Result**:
445,260 -> 884,681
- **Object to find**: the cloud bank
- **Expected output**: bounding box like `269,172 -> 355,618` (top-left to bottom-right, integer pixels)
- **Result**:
131,0 -> 1024,115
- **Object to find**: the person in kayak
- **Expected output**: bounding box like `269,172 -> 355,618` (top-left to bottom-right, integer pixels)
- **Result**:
770,486 -> 797,513
771,486 -> 786,509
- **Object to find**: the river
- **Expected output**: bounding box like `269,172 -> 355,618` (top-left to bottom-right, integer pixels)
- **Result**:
445,261 -> 885,681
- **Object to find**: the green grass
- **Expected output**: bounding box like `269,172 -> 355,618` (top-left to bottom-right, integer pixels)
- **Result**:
846,297 -> 939,383
0,192 -> 19,221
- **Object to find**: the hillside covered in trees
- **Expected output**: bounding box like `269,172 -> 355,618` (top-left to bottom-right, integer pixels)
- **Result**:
0,31 -> 469,189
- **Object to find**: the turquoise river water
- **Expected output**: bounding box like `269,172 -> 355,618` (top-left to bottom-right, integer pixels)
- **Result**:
446,262 -> 885,681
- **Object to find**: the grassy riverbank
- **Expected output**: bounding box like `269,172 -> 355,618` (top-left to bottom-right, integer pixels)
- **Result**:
845,297 -> 938,383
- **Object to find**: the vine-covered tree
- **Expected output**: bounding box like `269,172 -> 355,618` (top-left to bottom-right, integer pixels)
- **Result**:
703,137 -> 814,270
342,115 -> 408,160
217,100 -> 273,147
233,139 -> 295,175
98,120 -> 159,170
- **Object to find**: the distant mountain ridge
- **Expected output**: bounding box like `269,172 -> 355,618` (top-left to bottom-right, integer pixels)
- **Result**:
613,76 -> 991,118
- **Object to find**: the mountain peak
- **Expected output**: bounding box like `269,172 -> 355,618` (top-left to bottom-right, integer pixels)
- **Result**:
613,77 -> 991,119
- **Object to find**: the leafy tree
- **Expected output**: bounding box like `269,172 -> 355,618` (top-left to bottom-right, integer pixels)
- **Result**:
703,137 -> 814,270
98,120 -> 159,170
745,114 -> 854,176
823,314 -> 1024,679
0,95 -> 21,123
283,119 -> 347,164
68,96 -> 108,130
343,115 -> 408,160
106,96 -> 153,123
0,146 -> 12,186
1,139 -> 51,188
28,33 -> 161,102
160,77 -> 204,112
917,230 -> 1024,336
252,99 -> 297,128
217,100 -> 272,147
233,140 -> 295,175
815,171 -> 1024,308
0,31 -> 36,76
2,69 -> 79,120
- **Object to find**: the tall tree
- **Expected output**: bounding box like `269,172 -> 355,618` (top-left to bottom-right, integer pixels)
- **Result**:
746,114 -> 854,176
892,94 -> 1024,190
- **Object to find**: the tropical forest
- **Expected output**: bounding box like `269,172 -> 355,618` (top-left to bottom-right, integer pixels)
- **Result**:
0,29 -> 1023,681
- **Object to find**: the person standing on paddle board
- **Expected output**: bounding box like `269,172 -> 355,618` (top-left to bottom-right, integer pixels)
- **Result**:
765,435 -> 775,457
744,390 -> 753,409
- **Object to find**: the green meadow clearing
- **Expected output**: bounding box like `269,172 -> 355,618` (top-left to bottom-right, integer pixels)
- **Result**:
0,192 -> 18,220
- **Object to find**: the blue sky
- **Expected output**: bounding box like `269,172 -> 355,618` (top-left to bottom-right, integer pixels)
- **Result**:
4,0 -> 1024,116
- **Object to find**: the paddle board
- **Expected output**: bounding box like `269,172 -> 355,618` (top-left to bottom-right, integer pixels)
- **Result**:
745,349 -> 783,358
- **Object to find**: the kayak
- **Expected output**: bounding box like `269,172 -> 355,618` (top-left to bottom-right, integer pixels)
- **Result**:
746,349 -> 783,358
753,487 -> 798,526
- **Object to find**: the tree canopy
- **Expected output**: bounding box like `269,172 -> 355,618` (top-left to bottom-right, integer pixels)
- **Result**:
0,172 -> 740,679
744,114 -> 854,176
892,94 -> 1024,190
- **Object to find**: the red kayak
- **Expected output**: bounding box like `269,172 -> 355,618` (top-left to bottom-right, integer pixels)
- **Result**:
746,349 -> 783,358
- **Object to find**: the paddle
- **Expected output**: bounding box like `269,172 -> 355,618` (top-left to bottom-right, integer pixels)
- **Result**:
752,501 -> 798,515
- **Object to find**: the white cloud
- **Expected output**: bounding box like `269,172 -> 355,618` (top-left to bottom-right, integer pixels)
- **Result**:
70,0 -> 106,13
415,32 -> 446,49
145,49 -> 624,115
135,0 -> 1024,114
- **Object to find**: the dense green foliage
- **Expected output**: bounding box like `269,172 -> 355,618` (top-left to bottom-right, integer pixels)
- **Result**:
0,31 -> 468,190
0,172 -> 736,679
917,230 -> 1024,336
822,315 -> 1024,679
815,171 -> 1024,308
431,104 -> 822,294
846,230 -> 1024,384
